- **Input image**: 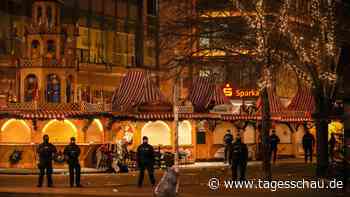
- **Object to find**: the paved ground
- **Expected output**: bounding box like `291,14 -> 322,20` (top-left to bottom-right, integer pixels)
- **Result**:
0,159 -> 348,197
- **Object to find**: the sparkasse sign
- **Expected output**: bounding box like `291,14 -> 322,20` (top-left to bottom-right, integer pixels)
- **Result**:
223,83 -> 260,98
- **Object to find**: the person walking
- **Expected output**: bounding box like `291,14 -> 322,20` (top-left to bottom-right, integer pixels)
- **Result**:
223,130 -> 234,164
137,136 -> 156,187
269,130 -> 280,164
229,135 -> 248,181
37,135 -> 57,187
64,137 -> 82,187
328,133 -> 336,162
302,130 -> 315,164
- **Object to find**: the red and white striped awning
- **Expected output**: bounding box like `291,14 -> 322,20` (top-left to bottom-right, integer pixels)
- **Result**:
112,70 -> 146,111
267,88 -> 285,114
207,85 -> 230,107
112,70 -> 167,111
189,76 -> 213,112
287,87 -> 315,112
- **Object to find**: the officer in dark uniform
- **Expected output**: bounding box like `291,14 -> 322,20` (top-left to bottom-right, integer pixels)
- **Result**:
302,130 -> 315,163
137,136 -> 156,187
37,134 -> 57,187
64,137 -> 82,187
223,130 -> 234,164
269,130 -> 280,164
229,136 -> 248,180
328,133 -> 336,162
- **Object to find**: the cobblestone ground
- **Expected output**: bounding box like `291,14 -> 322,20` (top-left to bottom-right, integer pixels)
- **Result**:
0,159 -> 348,197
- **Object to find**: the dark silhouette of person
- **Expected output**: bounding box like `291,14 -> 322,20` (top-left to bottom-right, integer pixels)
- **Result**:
223,130 -> 234,164
229,136 -> 248,180
302,130 -> 315,164
37,135 -> 57,187
64,137 -> 82,187
269,130 -> 280,164
328,133 -> 336,162
137,136 -> 156,187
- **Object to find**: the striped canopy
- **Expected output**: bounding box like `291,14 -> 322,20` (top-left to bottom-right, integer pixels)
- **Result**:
189,76 -> 230,112
112,70 -> 167,112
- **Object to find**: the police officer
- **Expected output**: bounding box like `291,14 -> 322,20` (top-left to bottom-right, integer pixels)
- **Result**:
37,134 -> 57,187
328,133 -> 336,162
137,136 -> 156,187
229,135 -> 248,181
64,137 -> 82,187
302,130 -> 315,164
223,130 -> 234,164
269,130 -> 280,164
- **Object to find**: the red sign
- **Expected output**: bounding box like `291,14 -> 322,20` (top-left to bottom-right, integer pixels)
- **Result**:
223,83 -> 260,98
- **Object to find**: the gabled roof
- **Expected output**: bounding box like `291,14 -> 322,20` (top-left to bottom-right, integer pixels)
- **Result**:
189,76 -> 231,112
112,70 -> 168,112
287,87 -> 315,112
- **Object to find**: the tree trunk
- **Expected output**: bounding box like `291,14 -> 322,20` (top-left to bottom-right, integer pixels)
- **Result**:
343,99 -> 350,190
315,116 -> 329,176
261,87 -> 271,180
314,94 -> 329,177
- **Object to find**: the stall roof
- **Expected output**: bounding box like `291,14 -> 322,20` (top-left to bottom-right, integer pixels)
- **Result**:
112,70 -> 168,112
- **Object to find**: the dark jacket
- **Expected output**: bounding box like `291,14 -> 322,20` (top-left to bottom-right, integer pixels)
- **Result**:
269,134 -> 280,150
302,133 -> 315,148
223,133 -> 234,145
64,143 -> 81,165
230,140 -> 248,164
329,136 -> 336,149
137,143 -> 154,167
37,142 -> 57,166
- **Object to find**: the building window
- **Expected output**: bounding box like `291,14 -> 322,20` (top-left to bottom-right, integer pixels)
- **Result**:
46,74 -> 60,103
31,40 -> 40,58
47,6 -> 53,25
66,75 -> 73,103
147,0 -> 157,16
24,74 -> 38,102
47,40 -> 56,58
37,6 -> 42,24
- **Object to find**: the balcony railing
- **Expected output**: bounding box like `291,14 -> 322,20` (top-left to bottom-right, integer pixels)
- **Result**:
20,58 -> 75,68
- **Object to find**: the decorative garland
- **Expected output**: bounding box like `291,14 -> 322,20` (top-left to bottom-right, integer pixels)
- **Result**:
9,150 -> 23,164
54,151 -> 65,164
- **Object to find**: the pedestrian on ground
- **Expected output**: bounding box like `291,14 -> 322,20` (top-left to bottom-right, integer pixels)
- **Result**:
229,135 -> 248,180
223,130 -> 234,164
64,137 -> 82,187
269,130 -> 280,164
137,136 -> 156,187
329,133 -> 336,162
302,130 -> 315,164
37,135 -> 57,187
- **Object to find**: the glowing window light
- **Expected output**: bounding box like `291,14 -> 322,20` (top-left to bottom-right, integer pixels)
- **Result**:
42,119 -> 78,136
141,121 -> 171,146
1,119 -> 31,132
93,119 -> 104,132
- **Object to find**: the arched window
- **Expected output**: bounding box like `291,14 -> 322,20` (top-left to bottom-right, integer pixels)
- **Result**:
46,74 -> 60,103
179,120 -> 192,145
66,75 -> 73,103
37,6 -> 42,23
141,121 -> 171,146
43,119 -> 77,144
24,74 -> 38,102
31,40 -> 40,58
1,119 -> 31,144
47,6 -> 53,25
47,40 -> 56,54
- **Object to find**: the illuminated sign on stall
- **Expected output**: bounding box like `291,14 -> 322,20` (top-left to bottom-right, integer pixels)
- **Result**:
223,83 -> 260,98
